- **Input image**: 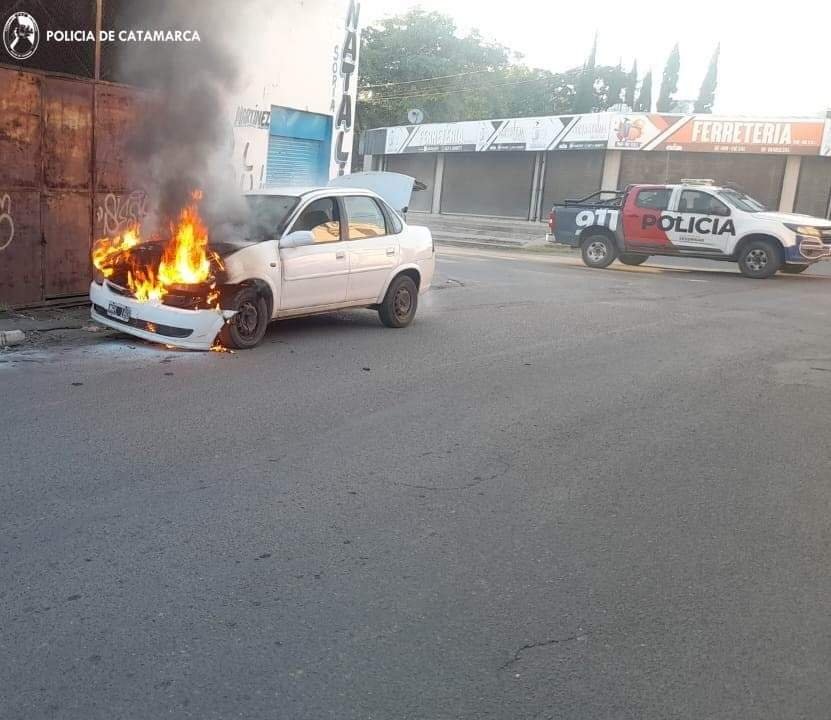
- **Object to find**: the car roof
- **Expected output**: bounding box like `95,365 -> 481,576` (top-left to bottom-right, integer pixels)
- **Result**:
631,183 -> 729,192
244,186 -> 381,199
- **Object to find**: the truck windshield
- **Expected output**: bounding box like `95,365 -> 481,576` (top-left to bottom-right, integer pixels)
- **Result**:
242,195 -> 300,240
718,189 -> 767,213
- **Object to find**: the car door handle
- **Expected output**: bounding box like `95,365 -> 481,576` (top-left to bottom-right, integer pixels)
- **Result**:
335,251 -> 346,259
386,247 -> 396,255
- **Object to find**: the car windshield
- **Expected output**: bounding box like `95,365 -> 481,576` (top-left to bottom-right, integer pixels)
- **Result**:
718,188 -> 767,213
241,195 -> 300,241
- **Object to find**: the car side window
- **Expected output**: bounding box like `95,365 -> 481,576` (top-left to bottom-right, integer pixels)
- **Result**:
635,189 -> 670,210
292,197 -> 341,243
381,200 -> 404,234
344,196 -> 387,240
679,190 -> 730,216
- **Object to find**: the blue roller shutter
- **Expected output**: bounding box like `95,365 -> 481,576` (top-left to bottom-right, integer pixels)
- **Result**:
266,106 -> 333,187
266,136 -> 323,186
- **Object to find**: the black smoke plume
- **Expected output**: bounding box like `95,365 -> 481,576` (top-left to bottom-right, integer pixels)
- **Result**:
108,0 -> 255,226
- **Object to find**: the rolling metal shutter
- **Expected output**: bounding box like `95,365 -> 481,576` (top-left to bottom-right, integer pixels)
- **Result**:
542,150 -> 604,212
441,152 -> 534,218
385,154 -> 436,212
794,157 -> 831,218
266,136 -> 322,186
618,151 -> 787,210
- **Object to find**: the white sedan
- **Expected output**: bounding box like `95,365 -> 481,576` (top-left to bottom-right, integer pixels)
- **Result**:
90,179 -> 435,350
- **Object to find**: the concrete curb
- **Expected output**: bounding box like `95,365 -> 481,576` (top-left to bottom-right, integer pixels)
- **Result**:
436,239 -> 575,254
0,329 -> 26,348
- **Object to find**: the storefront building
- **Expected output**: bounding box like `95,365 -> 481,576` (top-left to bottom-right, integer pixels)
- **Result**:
362,112 -> 831,221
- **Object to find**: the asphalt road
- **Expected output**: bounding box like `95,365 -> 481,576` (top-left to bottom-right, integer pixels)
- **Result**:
3,248 -> 831,719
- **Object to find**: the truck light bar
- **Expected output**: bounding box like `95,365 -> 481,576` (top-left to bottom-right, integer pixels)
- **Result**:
680,178 -> 715,185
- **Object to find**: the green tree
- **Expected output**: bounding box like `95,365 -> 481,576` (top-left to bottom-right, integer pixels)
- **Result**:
694,44 -> 719,113
657,43 -> 680,112
635,70 -> 652,111
573,32 -> 598,114
624,60 -> 638,108
357,10 -> 571,131
605,60 -> 624,109
357,10 -> 510,131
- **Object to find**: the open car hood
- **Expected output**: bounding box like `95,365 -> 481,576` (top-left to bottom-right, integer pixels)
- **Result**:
329,171 -> 417,214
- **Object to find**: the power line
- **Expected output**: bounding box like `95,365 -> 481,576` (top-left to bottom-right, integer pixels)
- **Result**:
365,75 -> 556,102
361,67 -> 506,89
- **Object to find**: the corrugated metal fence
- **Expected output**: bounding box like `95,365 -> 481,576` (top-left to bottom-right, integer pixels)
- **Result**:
0,66 -> 152,307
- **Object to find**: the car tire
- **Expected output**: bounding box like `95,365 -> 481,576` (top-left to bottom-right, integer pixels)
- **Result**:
219,286 -> 269,349
737,238 -> 782,279
780,264 -> 810,274
581,234 -> 617,269
619,253 -> 649,266
379,274 -> 418,328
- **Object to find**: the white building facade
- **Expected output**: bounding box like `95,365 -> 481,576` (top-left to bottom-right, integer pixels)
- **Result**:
231,0 -> 361,192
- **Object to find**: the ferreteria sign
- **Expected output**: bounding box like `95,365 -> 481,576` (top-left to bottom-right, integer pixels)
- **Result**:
374,113 -> 828,157
648,116 -> 825,155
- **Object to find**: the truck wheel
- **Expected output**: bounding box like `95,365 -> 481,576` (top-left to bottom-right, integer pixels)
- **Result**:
780,264 -> 810,274
581,234 -> 617,269
219,286 -> 269,349
379,275 -> 418,328
737,239 -> 782,279
619,253 -> 648,266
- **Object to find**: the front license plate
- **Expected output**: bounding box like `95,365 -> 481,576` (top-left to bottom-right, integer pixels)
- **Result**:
107,301 -> 131,322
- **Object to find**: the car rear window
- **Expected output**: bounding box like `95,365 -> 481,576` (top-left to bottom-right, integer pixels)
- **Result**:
635,189 -> 671,210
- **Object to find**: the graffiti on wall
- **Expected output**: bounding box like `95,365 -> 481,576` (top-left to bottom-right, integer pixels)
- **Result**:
95,191 -> 148,237
0,194 -> 13,251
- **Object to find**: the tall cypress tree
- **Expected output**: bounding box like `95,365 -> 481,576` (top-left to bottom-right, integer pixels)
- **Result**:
694,44 -> 720,113
635,71 -> 652,112
624,59 -> 638,109
657,43 -> 680,112
606,60 -> 624,109
574,31 -> 598,113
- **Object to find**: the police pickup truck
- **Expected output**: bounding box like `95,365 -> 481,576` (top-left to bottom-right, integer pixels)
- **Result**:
548,180 -> 831,278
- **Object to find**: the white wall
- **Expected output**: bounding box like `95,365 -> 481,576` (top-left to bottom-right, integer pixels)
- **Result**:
231,0 -> 360,189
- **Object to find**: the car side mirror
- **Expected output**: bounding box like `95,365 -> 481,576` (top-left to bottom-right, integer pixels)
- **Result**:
715,207 -> 731,217
279,230 -> 315,249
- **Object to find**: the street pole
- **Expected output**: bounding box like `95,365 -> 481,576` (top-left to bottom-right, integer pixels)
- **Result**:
94,0 -> 102,81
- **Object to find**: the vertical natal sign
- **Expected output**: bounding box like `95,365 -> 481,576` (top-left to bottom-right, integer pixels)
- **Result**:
331,0 -> 360,177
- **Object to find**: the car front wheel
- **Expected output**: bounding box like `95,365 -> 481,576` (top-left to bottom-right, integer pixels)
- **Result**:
737,239 -> 782,279
581,234 -> 617,268
219,286 -> 269,349
379,275 -> 418,328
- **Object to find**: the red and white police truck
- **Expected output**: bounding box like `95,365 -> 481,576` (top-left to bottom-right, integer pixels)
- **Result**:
548,180 -> 831,278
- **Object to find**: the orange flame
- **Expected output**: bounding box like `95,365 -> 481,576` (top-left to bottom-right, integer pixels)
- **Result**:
92,192 -> 222,306
92,226 -> 141,278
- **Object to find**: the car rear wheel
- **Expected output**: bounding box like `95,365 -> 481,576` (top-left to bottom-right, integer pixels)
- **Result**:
780,264 -> 810,274
619,253 -> 649,266
737,238 -> 782,279
379,275 -> 418,328
218,286 -> 269,349
581,234 -> 617,269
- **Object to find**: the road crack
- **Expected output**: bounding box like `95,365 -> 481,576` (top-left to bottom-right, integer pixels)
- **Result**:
499,631 -> 590,671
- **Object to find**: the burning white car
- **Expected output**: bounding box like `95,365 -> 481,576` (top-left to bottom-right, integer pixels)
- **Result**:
90,174 -> 435,350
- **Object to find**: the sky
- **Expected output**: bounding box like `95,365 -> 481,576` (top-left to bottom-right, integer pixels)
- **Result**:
363,0 -> 831,117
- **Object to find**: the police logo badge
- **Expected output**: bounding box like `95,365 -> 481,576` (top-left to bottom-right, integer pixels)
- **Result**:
3,12 -> 40,60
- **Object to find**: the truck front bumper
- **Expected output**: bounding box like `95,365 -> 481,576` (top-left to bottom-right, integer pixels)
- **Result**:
89,281 -> 235,351
793,235 -> 831,262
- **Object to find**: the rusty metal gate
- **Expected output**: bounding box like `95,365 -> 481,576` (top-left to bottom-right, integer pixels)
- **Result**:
0,66 -> 151,307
